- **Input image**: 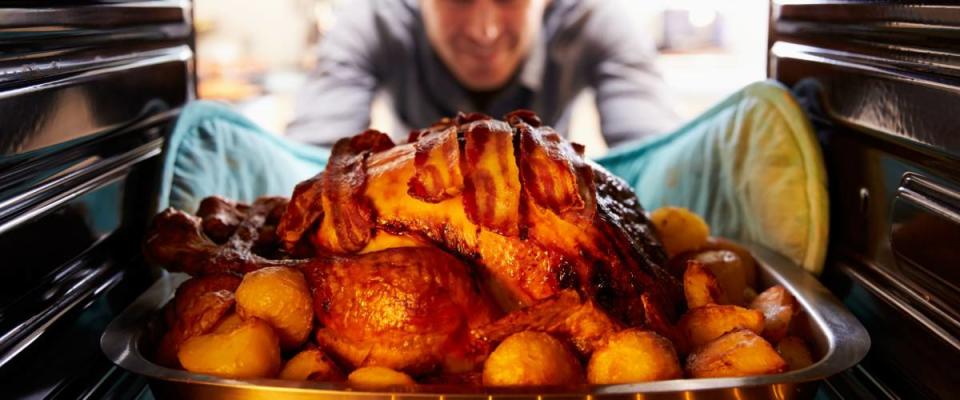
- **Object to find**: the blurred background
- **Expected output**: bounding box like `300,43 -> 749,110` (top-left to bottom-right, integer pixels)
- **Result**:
194,0 -> 769,156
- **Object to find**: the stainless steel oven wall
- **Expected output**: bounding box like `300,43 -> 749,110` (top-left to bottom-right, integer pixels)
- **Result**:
0,1 -> 193,398
769,2 -> 960,399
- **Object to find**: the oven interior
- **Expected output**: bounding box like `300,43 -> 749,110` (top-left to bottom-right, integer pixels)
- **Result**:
1,1 -> 958,399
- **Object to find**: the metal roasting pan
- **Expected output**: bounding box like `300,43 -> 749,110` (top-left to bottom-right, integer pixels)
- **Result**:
102,242 -> 870,399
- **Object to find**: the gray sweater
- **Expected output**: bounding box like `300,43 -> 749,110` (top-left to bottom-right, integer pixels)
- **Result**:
287,0 -> 680,147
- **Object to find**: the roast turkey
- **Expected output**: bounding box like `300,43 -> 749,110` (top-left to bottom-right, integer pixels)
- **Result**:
144,110 -> 681,375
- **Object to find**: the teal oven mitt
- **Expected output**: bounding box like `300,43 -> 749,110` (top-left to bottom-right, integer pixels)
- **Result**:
156,100 -> 329,213
595,80 -> 828,274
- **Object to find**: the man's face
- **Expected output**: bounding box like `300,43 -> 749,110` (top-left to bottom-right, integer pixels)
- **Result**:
422,0 -> 549,92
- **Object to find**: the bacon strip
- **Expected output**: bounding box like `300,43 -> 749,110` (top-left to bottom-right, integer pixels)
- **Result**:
454,111 -> 492,126
349,128 -> 396,153
316,130 -> 394,253
408,117 -> 455,143
408,126 -> 464,202
511,120 -> 596,221
571,161 -> 597,220
461,119 -> 521,236
276,174 -> 324,252
504,109 -> 543,127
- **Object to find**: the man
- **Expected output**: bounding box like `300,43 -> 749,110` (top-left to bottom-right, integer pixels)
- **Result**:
288,0 -> 680,147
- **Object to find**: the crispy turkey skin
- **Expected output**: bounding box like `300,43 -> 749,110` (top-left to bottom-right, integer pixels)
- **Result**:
277,110 -> 680,325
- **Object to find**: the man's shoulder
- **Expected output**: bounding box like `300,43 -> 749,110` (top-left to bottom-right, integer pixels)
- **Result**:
546,0 -> 635,37
329,0 -> 421,57
365,0 -> 421,30
546,0 -> 649,54
368,0 -> 419,18
336,0 -> 420,38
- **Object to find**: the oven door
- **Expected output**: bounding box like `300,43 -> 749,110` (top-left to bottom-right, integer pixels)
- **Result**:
0,2 -> 193,398
769,1 -> 960,399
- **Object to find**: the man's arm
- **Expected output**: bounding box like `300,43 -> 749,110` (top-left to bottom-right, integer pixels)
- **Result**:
286,2 -> 382,147
585,1 -> 681,146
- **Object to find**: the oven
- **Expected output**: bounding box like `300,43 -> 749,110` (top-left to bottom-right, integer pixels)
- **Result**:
770,1 -> 960,398
1,1 -> 957,399
0,1 -> 193,398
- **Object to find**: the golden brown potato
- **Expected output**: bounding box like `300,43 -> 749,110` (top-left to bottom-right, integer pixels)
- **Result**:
587,329 -> 682,384
347,366 -> 415,388
777,336 -> 814,371
178,314 -> 281,379
482,331 -> 583,387
156,290 -> 235,368
702,237 -> 757,287
683,260 -> 723,309
236,266 -> 313,351
279,347 -> 344,381
173,273 -> 242,316
650,207 -> 710,258
692,250 -> 748,305
749,285 -> 797,342
686,328 -> 787,378
211,312 -> 245,332
678,304 -> 765,349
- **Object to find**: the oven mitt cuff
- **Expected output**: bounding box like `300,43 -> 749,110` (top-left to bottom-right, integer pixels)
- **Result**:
156,100 -> 329,213
595,80 -> 829,274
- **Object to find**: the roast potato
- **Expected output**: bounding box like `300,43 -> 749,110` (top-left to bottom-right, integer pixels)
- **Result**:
173,273 -> 242,316
236,266 -> 313,350
692,250 -> 748,305
749,285 -> 797,342
279,347 -> 344,381
650,207 -> 710,258
482,331 -> 583,387
156,290 -> 235,367
777,336 -> 814,371
674,249 -> 750,306
683,260 -> 723,309
347,366 -> 415,388
678,304 -> 765,349
702,237 -> 757,287
587,329 -> 682,384
156,274 -> 243,367
686,328 -> 787,378
178,314 -> 281,379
